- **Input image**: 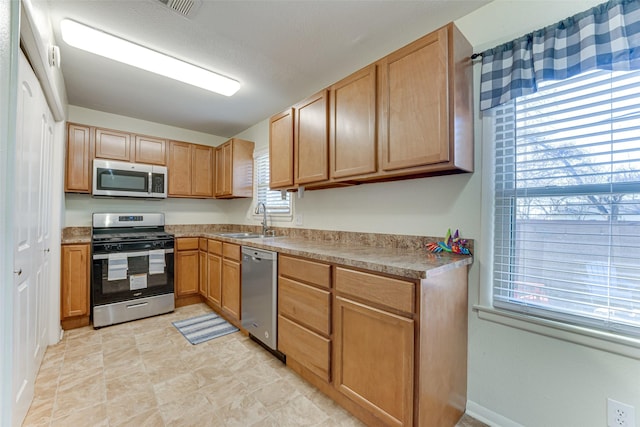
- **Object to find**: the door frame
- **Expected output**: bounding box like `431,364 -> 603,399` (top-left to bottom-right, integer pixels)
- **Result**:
0,1 -> 20,426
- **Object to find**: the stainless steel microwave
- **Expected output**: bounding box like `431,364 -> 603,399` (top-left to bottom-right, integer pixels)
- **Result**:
93,159 -> 167,198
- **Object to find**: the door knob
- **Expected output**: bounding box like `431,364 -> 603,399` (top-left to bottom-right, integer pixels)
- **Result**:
14,268 -> 22,276
44,248 -> 50,253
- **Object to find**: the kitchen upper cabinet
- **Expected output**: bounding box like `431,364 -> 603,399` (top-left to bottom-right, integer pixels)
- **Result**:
94,128 -> 131,161
330,64 -> 377,180
65,123 -> 92,193
269,22 -> 472,191
192,144 -> 214,197
175,238 -> 200,299
295,91 -> 329,185
269,91 -> 330,190
376,23 -> 473,178
168,140 -> 214,198
214,138 -> 254,199
61,243 -> 90,330
135,134 -> 166,165
269,108 -> 294,189
168,141 -> 192,196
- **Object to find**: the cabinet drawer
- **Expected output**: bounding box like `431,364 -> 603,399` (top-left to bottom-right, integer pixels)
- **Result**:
208,239 -> 222,255
176,237 -> 199,251
278,315 -> 330,382
279,255 -> 331,289
222,243 -> 240,261
279,277 -> 330,336
335,267 -> 415,314
198,238 -> 208,251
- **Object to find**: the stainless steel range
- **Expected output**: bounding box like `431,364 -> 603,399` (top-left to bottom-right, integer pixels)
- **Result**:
91,213 -> 175,328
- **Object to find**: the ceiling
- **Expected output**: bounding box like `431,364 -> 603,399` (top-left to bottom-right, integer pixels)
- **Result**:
43,0 -> 489,137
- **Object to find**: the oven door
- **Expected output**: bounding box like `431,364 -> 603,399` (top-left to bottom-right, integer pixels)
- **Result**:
92,247 -> 174,306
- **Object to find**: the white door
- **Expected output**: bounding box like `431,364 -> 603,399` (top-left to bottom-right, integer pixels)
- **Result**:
12,50 -> 51,427
34,94 -> 54,368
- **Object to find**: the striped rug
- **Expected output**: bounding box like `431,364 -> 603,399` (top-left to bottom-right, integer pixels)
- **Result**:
172,313 -> 239,345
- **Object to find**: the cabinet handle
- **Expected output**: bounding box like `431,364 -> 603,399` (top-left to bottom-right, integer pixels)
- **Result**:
14,268 -> 22,276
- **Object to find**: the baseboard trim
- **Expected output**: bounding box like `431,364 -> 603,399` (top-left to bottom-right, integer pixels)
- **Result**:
466,401 -> 524,427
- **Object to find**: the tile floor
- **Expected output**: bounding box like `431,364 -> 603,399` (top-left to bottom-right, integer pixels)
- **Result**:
23,303 -> 487,427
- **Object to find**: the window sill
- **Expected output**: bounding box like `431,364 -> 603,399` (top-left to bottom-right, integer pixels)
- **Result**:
473,305 -> 640,360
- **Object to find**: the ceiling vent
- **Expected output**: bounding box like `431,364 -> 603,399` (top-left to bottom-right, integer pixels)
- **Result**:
156,0 -> 201,18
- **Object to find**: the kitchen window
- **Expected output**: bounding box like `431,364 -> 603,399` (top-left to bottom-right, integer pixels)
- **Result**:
254,150 -> 292,217
490,69 -> 640,338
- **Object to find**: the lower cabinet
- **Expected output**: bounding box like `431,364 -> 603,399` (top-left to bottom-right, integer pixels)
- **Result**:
333,296 -> 414,427
60,243 -> 90,330
221,243 -> 241,324
175,238 -> 200,306
198,238 -> 207,296
207,239 -> 222,308
278,255 -> 332,381
278,256 -> 468,427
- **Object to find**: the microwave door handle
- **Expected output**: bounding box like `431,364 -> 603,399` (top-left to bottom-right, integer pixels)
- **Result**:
148,172 -> 152,194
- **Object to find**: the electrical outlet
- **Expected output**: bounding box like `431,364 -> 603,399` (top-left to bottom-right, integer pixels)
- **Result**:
294,213 -> 303,226
608,398 -> 636,427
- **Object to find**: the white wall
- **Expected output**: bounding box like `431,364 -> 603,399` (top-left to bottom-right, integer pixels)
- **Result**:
65,106 -> 233,226
455,1 -> 640,426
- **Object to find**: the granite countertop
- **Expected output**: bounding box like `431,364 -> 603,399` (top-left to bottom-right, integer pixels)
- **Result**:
61,225 -> 473,280
174,232 -> 473,280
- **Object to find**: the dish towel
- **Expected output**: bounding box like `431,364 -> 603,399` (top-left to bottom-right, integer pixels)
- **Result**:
148,249 -> 166,275
107,253 -> 128,281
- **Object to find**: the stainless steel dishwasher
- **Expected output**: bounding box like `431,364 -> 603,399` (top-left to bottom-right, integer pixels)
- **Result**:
241,246 -> 279,354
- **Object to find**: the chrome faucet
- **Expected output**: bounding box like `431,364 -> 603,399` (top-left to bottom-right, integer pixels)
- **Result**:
256,202 -> 271,236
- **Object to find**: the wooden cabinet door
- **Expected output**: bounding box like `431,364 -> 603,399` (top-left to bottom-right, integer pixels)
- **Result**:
221,258 -> 241,322
65,123 -> 92,193
198,247 -> 207,297
330,64 -> 377,179
61,244 -> 90,318
168,141 -> 192,196
334,296 -> 414,427
192,144 -> 214,197
295,91 -> 329,185
269,108 -> 294,189
207,252 -> 222,308
176,249 -> 199,296
95,128 -> 131,161
378,26 -> 449,172
135,135 -> 166,165
214,142 -> 232,197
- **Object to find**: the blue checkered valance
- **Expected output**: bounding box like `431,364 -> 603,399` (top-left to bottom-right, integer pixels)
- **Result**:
479,0 -> 640,111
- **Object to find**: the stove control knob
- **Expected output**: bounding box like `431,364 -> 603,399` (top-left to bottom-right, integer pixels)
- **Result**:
104,244 -> 112,251
116,244 -> 123,251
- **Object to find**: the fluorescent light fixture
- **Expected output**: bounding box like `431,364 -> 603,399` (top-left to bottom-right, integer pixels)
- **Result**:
60,19 -> 240,96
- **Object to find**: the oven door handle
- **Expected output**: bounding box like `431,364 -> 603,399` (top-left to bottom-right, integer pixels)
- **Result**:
92,248 -> 174,260
126,301 -> 149,309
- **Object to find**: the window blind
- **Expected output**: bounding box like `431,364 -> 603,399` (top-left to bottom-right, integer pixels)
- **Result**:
493,69 -> 640,337
255,152 -> 291,215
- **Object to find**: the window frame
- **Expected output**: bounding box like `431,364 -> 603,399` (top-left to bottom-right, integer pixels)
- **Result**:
252,149 -> 293,222
477,73 -> 640,359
